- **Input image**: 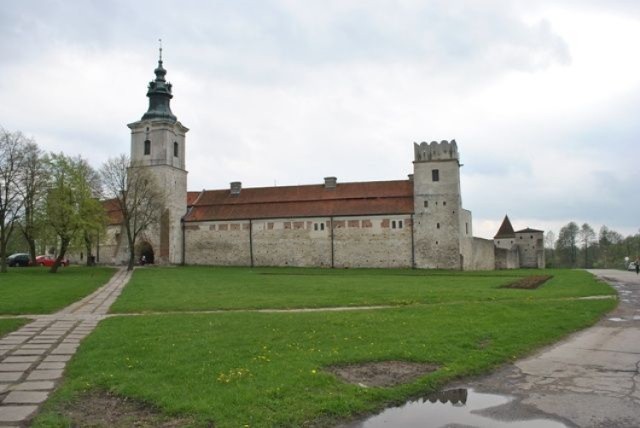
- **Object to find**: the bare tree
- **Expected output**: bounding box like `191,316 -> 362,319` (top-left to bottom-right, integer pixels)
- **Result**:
579,223 -> 596,268
0,128 -> 27,273
17,141 -> 48,263
544,230 -> 556,267
101,155 -> 163,271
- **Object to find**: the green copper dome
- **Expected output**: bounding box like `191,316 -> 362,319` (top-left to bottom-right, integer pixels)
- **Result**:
142,53 -> 177,122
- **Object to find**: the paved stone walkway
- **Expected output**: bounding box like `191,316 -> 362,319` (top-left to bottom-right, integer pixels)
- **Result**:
0,268 -> 131,427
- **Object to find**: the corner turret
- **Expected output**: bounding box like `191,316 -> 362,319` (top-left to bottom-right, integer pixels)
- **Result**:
414,140 -> 459,162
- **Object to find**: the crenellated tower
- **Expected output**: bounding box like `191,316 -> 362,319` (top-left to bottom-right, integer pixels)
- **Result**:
412,140 -> 464,269
127,46 -> 188,264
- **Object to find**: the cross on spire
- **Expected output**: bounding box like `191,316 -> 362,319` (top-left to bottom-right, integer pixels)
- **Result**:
158,38 -> 163,62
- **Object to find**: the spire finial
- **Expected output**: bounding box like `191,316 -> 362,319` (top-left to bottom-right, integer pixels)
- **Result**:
158,38 -> 163,62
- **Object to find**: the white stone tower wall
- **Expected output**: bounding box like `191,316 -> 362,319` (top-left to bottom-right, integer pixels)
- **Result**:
412,140 -> 463,269
515,231 -> 545,268
128,119 -> 188,265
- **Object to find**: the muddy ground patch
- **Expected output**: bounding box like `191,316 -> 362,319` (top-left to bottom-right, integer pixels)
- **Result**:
326,360 -> 439,387
501,275 -> 553,290
49,390 -> 203,427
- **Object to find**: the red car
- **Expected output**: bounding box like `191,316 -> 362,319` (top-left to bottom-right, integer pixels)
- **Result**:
35,255 -> 69,267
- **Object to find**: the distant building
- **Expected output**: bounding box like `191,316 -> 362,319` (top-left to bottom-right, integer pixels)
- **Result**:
494,215 -> 545,269
96,53 -> 544,270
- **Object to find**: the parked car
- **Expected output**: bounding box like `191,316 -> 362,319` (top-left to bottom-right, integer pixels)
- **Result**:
629,262 -> 638,271
7,253 -> 31,267
35,255 -> 69,267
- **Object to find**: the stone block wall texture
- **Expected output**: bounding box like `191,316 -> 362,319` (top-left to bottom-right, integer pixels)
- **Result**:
495,247 -> 520,270
253,218 -> 331,267
469,237 -> 495,270
130,119 -> 188,265
333,217 -> 412,268
413,153 -> 463,269
185,221 -> 251,266
515,232 -> 544,268
145,165 -> 187,264
183,215 -> 412,268
494,238 -> 516,250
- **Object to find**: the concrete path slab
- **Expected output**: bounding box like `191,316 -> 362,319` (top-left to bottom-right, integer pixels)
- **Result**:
0,267 -> 131,427
459,269 -> 640,428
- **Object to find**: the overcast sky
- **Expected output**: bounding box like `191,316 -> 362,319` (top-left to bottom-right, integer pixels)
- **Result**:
1,0 -> 638,239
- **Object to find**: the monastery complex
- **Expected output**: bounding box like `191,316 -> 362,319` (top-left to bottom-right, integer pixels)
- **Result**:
101,55 -> 545,270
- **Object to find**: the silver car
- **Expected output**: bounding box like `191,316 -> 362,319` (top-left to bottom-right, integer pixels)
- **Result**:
629,262 -> 638,271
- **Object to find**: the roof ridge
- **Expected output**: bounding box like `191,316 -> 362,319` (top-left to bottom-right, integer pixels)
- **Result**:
191,194 -> 413,208
189,178 -> 411,193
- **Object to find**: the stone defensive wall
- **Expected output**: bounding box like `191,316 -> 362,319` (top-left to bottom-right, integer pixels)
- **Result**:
183,214 -> 414,268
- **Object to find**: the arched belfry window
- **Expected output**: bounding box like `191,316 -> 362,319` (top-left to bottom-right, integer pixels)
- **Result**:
174,141 -> 178,157
144,140 -> 151,155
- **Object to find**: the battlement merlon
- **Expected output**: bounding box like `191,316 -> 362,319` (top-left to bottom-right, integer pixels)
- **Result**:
414,140 -> 459,162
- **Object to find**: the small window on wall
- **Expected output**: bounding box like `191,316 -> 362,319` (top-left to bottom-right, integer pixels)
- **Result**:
424,201 -> 428,208
174,142 -> 179,157
465,222 -> 469,234
391,220 -> 397,229
398,220 -> 403,229
437,223 -> 440,229
144,140 -> 151,155
432,169 -> 439,182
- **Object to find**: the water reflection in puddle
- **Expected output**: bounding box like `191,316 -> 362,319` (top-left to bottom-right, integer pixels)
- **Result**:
346,388 -> 567,428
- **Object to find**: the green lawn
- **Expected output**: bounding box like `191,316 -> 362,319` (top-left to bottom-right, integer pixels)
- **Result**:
0,267 -> 116,315
33,267 -> 616,427
110,267 -> 614,313
0,318 -> 29,336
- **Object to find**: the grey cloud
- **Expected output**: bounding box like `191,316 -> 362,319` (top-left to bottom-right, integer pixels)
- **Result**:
1,1 -> 571,84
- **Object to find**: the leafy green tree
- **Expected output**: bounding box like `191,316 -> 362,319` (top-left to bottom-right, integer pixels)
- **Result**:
17,141 -> 49,263
75,159 -> 106,266
0,127 -> 27,273
598,226 -> 623,268
46,154 -> 104,273
556,222 -> 579,267
101,155 -> 164,271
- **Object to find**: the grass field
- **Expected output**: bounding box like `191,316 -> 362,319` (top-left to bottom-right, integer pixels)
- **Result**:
110,267 -> 614,312
33,267 -> 616,427
0,267 -> 116,315
0,318 -> 29,336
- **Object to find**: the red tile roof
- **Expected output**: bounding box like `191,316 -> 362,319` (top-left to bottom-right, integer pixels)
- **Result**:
105,192 -> 200,226
184,180 -> 414,222
103,198 -> 123,226
187,191 -> 200,207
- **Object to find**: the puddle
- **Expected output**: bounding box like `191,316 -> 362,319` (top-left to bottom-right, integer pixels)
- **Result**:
345,388 -> 567,428
608,317 -> 626,322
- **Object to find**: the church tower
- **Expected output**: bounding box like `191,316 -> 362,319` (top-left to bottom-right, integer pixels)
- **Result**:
412,140 -> 464,269
127,46 -> 188,264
